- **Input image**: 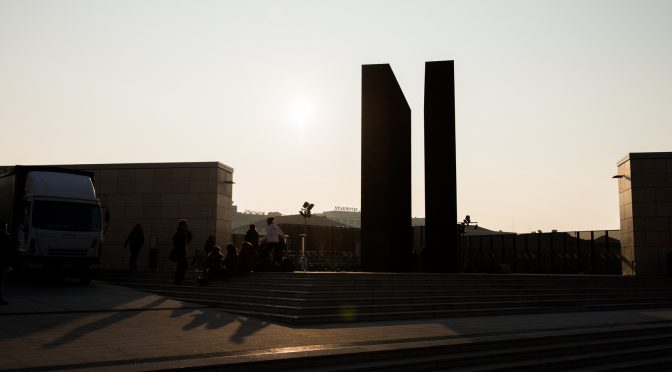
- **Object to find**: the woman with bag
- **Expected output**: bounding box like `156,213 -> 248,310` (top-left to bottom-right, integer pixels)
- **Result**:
124,224 -> 144,271
172,219 -> 192,285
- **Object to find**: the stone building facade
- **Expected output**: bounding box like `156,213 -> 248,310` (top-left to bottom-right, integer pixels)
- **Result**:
616,152 -> 672,275
70,162 -> 233,271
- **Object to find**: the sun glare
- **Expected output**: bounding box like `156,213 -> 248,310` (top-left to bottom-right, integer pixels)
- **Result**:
289,99 -> 314,127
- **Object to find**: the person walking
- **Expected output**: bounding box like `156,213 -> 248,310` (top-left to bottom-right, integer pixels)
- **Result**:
172,219 -> 192,285
124,224 -> 144,270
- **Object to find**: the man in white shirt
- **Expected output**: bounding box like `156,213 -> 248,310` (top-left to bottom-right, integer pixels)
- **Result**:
264,217 -> 285,265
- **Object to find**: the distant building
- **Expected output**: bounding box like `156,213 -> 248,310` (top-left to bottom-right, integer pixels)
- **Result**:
319,207 -> 361,228
232,214 -> 348,236
317,209 -> 432,229
230,205 -> 269,230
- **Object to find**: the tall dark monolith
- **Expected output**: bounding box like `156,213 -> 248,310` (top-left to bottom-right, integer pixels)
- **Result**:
423,60 -> 458,272
361,64 -> 412,272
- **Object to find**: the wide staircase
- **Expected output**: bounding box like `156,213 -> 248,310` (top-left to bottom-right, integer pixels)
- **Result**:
97,271 -> 672,324
97,271 -> 672,370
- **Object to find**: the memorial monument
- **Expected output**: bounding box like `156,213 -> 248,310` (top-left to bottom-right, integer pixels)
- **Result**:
361,64 -> 413,272
423,60 -> 458,272
361,61 -> 457,273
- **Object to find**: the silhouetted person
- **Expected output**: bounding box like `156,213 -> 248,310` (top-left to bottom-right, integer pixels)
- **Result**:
124,224 -> 144,270
239,241 -> 258,273
172,219 -> 192,285
263,217 -> 285,267
274,235 -> 287,266
193,235 -> 215,271
223,243 -> 239,276
244,224 -> 259,250
0,220 -> 10,305
204,235 -> 216,255
197,245 -> 224,286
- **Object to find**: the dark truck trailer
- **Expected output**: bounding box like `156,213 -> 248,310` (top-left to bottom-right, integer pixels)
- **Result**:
0,166 -> 106,284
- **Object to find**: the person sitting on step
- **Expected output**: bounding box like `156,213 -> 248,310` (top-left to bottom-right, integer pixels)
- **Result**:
197,245 -> 225,286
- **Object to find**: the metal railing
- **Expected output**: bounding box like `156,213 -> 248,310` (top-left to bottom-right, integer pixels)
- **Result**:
459,230 -> 622,274
233,226 -> 622,274
233,224 -> 361,271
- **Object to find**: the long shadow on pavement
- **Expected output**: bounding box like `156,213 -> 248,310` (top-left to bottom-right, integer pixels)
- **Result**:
42,297 -> 169,348
0,277 -> 201,342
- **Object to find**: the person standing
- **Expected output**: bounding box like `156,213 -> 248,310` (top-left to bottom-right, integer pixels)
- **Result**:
264,217 -> 285,266
172,219 -> 192,285
124,224 -> 144,271
239,241 -> 258,273
244,224 -> 260,250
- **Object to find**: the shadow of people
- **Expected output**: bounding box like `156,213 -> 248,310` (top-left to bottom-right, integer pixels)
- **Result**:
230,317 -> 269,344
171,307 -> 199,319
42,297 -> 168,349
182,310 -> 237,331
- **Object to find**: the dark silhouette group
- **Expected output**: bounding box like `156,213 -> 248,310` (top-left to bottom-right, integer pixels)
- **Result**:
121,216 -> 292,287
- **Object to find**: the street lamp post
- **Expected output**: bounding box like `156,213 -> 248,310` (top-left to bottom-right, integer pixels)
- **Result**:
299,202 -> 314,272
459,215 -> 478,272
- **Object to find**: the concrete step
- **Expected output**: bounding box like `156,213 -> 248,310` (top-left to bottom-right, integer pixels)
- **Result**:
101,277 -> 672,297
107,282 -> 672,315
168,297 -> 544,323
156,292 -> 671,323
572,355 -> 672,372
448,344 -> 672,372
97,271 -> 672,323
152,323 -> 672,371
110,279 -> 672,302
98,271 -> 672,286
109,280 -> 672,301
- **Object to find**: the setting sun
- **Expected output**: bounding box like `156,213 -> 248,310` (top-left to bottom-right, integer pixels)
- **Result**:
289,99 -> 315,127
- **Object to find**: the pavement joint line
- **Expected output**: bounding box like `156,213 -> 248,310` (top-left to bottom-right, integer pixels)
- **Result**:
10,318 -> 672,371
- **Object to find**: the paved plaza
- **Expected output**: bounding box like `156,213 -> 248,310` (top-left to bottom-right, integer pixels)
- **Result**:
1,279 -> 672,371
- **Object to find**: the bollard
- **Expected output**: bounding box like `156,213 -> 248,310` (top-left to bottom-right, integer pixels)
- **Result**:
299,233 -> 307,272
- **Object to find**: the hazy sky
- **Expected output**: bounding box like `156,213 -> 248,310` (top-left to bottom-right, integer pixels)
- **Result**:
2,0 -> 671,233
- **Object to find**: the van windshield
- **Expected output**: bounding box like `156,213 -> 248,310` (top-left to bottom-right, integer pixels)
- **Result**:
32,201 -> 101,232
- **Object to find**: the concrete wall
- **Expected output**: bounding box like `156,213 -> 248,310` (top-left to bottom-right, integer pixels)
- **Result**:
71,162 -> 233,271
617,153 -> 672,275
